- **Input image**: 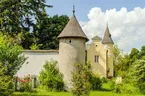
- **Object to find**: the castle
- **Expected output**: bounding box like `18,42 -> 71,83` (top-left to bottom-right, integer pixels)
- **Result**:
16,9 -> 114,88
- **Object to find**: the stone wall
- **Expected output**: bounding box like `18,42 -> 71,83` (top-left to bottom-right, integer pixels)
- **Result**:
59,38 -> 86,88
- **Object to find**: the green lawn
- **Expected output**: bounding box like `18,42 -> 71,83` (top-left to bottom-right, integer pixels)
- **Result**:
13,91 -> 143,96
12,83 -> 143,96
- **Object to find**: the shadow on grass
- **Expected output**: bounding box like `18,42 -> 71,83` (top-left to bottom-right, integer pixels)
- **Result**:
12,90 -> 48,96
100,88 -> 113,92
13,92 -> 51,96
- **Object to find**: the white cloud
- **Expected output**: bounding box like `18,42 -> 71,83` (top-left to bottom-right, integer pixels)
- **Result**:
80,7 -> 145,52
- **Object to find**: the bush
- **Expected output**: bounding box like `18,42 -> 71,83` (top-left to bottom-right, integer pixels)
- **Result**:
108,79 -> 115,91
71,62 -> 92,96
0,34 -> 26,95
114,83 -> 139,94
18,74 -> 32,92
71,62 -> 102,95
101,77 -> 108,83
131,60 -> 145,94
39,60 -> 64,91
0,75 -> 14,96
91,74 -> 102,90
109,77 -> 139,94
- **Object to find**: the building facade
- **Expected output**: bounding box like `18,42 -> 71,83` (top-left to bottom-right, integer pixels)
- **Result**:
16,11 -> 114,86
57,12 -> 88,88
87,25 -> 114,77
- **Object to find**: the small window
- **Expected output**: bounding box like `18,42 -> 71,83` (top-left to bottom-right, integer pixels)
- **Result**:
94,55 -> 99,63
69,39 -> 71,43
96,45 -> 98,47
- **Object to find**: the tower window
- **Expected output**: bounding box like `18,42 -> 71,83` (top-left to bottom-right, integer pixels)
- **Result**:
94,55 -> 99,63
69,39 -> 71,43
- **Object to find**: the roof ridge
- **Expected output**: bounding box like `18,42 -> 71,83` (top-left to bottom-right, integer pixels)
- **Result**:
92,35 -> 102,40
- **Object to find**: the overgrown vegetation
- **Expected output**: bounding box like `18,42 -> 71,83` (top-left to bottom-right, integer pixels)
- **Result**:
39,60 -> 64,91
18,74 -> 32,92
0,33 -> 26,95
91,73 -> 102,90
0,0 -> 69,50
113,45 -> 145,94
131,60 -> 145,94
71,63 -> 92,96
71,62 -> 102,96
0,71 -> 14,96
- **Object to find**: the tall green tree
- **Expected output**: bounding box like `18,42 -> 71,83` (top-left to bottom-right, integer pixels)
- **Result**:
113,45 -> 124,76
0,33 -> 26,76
139,46 -> 145,59
113,45 -> 131,77
35,15 -> 69,49
0,0 -> 51,34
113,45 -> 122,67
130,60 -> 145,94
0,0 -> 52,49
0,33 -> 26,95
128,48 -> 139,66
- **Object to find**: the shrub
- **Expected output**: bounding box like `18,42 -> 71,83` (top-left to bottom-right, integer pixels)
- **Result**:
131,60 -> 145,94
71,62 -> 103,96
39,60 -> 64,91
114,83 -> 138,94
0,34 -> 26,95
18,74 -> 32,92
101,77 -> 108,83
91,74 -> 102,90
0,75 -> 14,96
71,62 -> 92,96
108,79 -> 116,91
109,77 -> 139,94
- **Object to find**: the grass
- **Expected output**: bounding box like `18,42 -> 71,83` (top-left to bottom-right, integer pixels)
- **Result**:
13,91 -> 143,96
12,82 -> 143,96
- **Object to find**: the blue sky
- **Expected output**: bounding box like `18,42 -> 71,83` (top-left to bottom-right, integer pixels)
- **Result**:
46,0 -> 145,21
46,0 -> 145,52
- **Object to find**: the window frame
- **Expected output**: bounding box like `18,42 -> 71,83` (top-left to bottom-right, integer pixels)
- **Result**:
94,55 -> 99,63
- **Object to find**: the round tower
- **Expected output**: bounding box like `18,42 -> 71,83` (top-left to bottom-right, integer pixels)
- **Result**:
102,24 -> 114,78
57,8 -> 88,89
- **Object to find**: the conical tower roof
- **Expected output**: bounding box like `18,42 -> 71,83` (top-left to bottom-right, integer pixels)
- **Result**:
57,12 -> 88,41
102,25 -> 114,44
92,35 -> 102,40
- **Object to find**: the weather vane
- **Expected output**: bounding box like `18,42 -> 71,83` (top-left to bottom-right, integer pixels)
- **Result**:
73,5 -> 75,15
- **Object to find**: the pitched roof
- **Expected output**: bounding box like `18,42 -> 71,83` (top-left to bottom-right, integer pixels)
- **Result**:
92,35 -> 102,40
57,15 -> 88,41
101,25 -> 114,44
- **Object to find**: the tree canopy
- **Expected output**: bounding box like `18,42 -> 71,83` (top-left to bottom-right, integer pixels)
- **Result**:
0,33 -> 26,95
0,0 -> 69,50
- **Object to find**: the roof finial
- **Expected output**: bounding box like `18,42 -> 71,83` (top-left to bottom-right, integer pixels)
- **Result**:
73,5 -> 75,15
106,21 -> 109,29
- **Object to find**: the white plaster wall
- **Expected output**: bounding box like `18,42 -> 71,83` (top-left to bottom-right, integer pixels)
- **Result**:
16,50 -> 58,77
